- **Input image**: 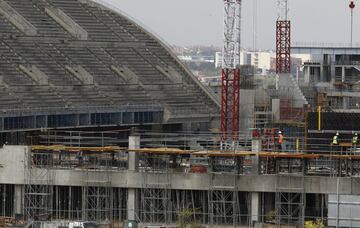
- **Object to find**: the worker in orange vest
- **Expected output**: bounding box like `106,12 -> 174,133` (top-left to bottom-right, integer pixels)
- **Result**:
278,131 -> 284,151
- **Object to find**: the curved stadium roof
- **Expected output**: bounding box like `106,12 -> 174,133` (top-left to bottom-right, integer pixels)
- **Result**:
0,0 -> 219,131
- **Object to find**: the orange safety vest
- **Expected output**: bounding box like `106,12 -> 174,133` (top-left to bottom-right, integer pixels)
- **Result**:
278,134 -> 284,144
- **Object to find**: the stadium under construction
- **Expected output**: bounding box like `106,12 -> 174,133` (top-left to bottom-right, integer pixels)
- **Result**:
0,0 -> 359,227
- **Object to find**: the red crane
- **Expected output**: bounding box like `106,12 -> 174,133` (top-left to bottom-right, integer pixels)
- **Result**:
276,0 -> 291,74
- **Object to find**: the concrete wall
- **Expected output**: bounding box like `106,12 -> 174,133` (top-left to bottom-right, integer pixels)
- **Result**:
328,194 -> 360,227
0,145 -> 26,184
240,89 -> 255,132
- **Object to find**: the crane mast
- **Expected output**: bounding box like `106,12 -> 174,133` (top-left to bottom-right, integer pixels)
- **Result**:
276,0 -> 291,74
220,0 -> 241,148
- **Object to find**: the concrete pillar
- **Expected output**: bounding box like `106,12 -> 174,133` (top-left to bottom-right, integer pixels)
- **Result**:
127,189 -> 137,221
272,99 -> 280,121
331,65 -> 336,83
304,66 -> 310,85
342,66 -> 345,82
252,140 -> 261,175
127,135 -> 140,220
320,64 -> 324,82
252,139 -> 261,153
128,136 -> 140,172
343,97 -> 349,109
251,192 -> 260,224
296,66 -> 299,82
13,185 -> 23,216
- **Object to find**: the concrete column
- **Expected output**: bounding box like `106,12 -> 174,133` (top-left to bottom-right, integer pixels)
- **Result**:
320,64 -> 324,82
296,66 -> 299,82
13,185 -> 23,216
342,66 -> 345,82
330,65 -> 336,83
128,136 -> 140,172
304,66 -> 310,85
252,139 -> 261,175
252,139 -> 261,153
127,189 -> 137,221
127,135 -> 140,220
343,97 -> 350,109
272,99 -> 280,121
251,192 -> 260,224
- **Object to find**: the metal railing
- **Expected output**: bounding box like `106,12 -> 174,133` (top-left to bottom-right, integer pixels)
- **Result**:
0,104 -> 164,117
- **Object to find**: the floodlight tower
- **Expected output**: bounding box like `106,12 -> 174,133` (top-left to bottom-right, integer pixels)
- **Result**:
276,0 -> 291,74
220,0 -> 242,147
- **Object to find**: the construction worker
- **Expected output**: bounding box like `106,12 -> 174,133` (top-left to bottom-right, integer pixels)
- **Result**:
332,132 -> 339,145
352,132 -> 358,146
352,132 -> 358,154
278,131 -> 284,151
332,132 -> 339,154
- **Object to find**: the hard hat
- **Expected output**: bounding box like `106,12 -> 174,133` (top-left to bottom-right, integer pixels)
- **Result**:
278,131 -> 282,134
355,133 -> 358,136
336,132 -> 339,136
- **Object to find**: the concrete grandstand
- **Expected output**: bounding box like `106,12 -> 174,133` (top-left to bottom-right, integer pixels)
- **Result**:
0,0 -> 219,135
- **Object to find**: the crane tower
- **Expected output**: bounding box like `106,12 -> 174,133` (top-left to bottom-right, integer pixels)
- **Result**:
276,0 -> 291,74
220,0 -> 242,146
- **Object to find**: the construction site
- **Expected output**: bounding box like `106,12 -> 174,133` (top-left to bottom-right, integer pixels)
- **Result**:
0,0 -> 358,227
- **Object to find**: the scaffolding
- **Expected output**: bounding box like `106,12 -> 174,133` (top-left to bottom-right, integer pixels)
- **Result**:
139,153 -> 172,223
275,174 -> 305,227
82,151 -> 113,222
208,156 -> 240,226
24,149 -> 54,220
22,139 -> 360,226
24,145 -> 128,223
53,186 -> 82,221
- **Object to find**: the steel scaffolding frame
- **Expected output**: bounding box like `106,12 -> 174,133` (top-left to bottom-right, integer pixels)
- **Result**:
113,187 -> 127,222
208,157 -> 240,226
140,153 -> 172,223
24,150 -> 54,220
82,152 -> 112,222
53,186 -> 82,221
171,190 -> 208,225
275,175 -> 305,227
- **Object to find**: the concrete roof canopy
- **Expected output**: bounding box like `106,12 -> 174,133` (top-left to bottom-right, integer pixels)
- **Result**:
0,0 -> 219,131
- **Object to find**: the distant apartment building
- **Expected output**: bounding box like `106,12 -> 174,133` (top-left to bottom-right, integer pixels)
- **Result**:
215,51 -> 247,68
215,52 -> 222,68
292,46 -> 360,110
249,51 -> 275,74
216,50 -> 275,74
177,55 -> 192,62
214,50 -> 314,75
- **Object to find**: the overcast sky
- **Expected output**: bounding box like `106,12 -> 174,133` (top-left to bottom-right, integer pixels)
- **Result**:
102,0 -> 359,50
